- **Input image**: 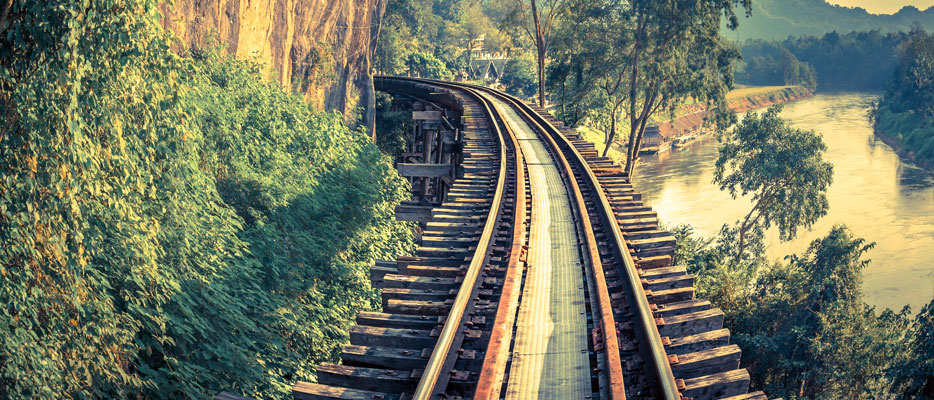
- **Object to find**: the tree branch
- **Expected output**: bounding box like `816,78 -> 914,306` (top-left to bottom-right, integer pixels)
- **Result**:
0,0 -> 13,34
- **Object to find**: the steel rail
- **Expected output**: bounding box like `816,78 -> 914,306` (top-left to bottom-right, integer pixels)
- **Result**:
380,77 -> 677,399
471,100 -> 527,399
383,78 -> 511,400
398,77 -> 628,399
478,89 -> 628,400
482,87 -> 682,400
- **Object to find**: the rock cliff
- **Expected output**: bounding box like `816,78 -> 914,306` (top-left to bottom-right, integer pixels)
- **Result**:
160,0 -> 385,131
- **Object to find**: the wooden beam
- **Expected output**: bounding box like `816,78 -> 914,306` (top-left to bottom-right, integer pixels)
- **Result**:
413,110 -> 442,121
397,163 -> 452,178
395,204 -> 434,222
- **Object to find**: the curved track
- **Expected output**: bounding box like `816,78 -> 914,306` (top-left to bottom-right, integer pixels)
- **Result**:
290,78 -> 766,400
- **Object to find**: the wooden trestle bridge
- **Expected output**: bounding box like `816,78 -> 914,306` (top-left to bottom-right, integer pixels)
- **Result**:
218,78 -> 769,400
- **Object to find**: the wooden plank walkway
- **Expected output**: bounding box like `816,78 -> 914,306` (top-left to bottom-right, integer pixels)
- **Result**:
491,97 -> 592,400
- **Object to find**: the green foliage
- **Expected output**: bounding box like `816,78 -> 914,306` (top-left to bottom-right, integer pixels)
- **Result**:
375,0 -> 506,77
0,3 -> 412,399
374,92 -> 413,156
886,28 -> 934,118
736,31 -> 905,91
675,224 -> 934,399
189,49 -> 415,390
738,48 -> 817,90
405,51 -> 454,80
714,105 -> 833,263
891,301 -> 934,398
549,0 -> 749,168
499,57 -> 538,98
872,28 -> 934,170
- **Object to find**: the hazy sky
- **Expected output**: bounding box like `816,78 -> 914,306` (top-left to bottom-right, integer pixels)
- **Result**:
827,0 -> 934,14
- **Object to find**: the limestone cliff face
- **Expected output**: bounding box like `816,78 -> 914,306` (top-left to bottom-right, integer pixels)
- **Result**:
161,0 -> 385,129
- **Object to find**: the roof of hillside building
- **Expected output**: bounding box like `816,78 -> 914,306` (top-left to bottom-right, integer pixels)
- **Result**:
643,124 -> 663,138
470,58 -> 508,80
491,59 -> 507,76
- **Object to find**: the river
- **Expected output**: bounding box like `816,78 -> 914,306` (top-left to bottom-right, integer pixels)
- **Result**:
634,93 -> 934,312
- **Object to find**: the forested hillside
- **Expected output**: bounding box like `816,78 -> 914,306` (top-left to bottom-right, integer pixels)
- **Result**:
736,31 -> 906,91
727,0 -> 934,40
0,1 -> 412,398
872,28 -> 934,171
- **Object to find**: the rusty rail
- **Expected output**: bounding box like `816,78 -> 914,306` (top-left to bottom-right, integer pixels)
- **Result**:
284,77 -> 763,400
475,85 -> 681,399
393,78 -> 630,399
398,80 -> 516,400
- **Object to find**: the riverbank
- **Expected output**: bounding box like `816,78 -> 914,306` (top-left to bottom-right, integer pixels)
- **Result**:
579,85 -> 813,163
654,86 -> 812,140
872,104 -> 934,172
634,93 -> 934,312
726,85 -> 813,113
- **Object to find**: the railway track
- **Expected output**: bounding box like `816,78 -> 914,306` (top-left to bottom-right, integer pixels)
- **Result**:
288,78 -> 767,400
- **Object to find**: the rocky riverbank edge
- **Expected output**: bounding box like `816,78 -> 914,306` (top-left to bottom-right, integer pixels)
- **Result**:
728,86 -> 813,114
656,86 -> 813,138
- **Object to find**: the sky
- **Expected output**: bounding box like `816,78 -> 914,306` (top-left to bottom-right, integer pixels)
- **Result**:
827,0 -> 934,14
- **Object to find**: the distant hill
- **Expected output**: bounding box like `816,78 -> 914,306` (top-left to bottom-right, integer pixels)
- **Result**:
724,0 -> 934,40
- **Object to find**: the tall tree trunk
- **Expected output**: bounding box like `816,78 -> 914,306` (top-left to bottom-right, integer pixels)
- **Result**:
602,112 -> 617,157
467,38 -> 474,73
530,0 -> 547,107
365,0 -> 388,141
623,17 -> 644,177
537,47 -> 545,106
627,95 -> 654,177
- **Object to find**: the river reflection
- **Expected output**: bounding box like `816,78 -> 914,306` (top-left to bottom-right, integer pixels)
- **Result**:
634,93 -> 934,311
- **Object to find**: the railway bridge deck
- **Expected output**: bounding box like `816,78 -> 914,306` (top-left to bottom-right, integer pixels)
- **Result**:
219,78 -> 769,400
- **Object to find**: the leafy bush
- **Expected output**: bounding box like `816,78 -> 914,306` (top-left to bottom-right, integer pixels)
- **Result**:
374,92 -> 414,156
0,2 -> 412,399
188,48 -> 415,392
405,51 -> 453,80
500,57 -> 538,98
674,224 -> 933,398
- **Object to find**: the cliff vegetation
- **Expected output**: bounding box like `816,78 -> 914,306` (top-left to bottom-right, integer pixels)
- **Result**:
0,1 -> 412,398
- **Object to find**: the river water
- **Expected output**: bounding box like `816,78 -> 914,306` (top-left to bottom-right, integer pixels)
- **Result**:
634,93 -> 934,312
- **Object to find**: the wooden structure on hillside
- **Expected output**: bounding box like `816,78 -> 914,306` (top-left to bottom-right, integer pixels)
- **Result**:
376,80 -> 466,224
469,58 -> 507,81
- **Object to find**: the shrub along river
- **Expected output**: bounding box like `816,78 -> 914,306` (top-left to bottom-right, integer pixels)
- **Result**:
635,93 -> 934,312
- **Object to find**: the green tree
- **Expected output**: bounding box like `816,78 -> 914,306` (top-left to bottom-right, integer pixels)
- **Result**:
888,26 -> 934,118
735,227 -> 909,399
891,300 -> 934,398
501,0 -> 566,106
676,225 -> 913,399
461,6 -> 496,67
778,48 -> 818,91
405,51 -> 454,79
547,0 -> 749,164
500,56 -> 538,98
0,3 -> 412,398
871,27 -> 934,169
616,0 -> 749,174
714,105 -> 833,264
548,0 -> 631,155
